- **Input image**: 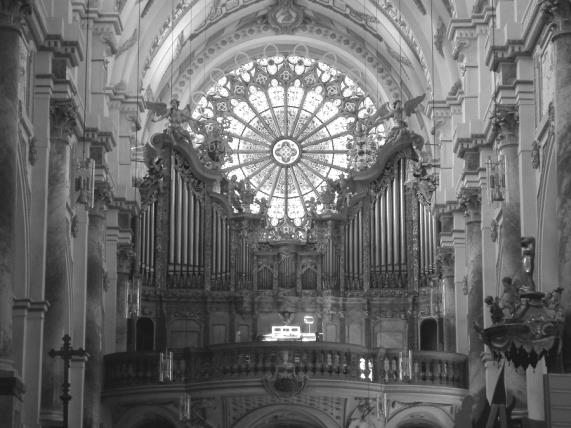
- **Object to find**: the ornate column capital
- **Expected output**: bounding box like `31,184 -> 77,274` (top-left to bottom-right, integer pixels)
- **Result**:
540,0 -> 571,21
457,187 -> 481,220
0,0 -> 31,27
50,99 -> 80,143
117,245 -> 135,274
492,105 -> 519,144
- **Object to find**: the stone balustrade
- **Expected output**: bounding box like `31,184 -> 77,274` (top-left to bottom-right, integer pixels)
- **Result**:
104,343 -> 468,390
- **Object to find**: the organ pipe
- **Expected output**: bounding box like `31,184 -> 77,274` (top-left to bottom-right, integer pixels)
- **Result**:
358,211 -> 363,277
176,174 -> 182,267
143,210 -> 148,273
400,159 -> 407,268
169,171 -> 175,264
393,173 -> 400,268
386,184 -> 393,268
380,190 -> 387,268
375,198 -> 381,267
190,189 -> 197,267
182,180 -> 188,268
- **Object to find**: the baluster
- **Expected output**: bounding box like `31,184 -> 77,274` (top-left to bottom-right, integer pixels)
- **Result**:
391,357 -> 397,382
442,361 -> 450,385
420,360 -> 427,382
326,351 -> 333,375
343,352 -> 350,377
383,355 -> 391,383
179,357 -> 186,382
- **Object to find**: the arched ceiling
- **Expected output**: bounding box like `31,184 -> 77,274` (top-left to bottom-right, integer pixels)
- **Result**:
109,0 -> 463,132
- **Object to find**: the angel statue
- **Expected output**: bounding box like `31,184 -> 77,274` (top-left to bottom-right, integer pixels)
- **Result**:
146,98 -> 205,145
370,94 -> 426,144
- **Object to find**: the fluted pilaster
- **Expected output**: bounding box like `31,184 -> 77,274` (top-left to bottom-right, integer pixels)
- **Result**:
493,106 -> 522,280
41,99 -> 77,426
458,187 -> 486,423
437,247 -> 455,352
542,0 -> 571,371
0,3 -> 29,426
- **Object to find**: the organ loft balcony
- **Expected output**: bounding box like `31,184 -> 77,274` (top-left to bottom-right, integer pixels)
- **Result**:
103,343 -> 468,427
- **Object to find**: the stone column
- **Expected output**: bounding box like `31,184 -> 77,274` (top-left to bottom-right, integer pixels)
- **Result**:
104,209 -> 119,354
493,106 -> 522,279
494,105 -> 529,415
437,247 -> 456,352
0,3 -> 29,425
83,193 -> 107,428
69,206 -> 89,428
541,0 -> 571,372
458,188 -> 486,423
41,99 -> 77,427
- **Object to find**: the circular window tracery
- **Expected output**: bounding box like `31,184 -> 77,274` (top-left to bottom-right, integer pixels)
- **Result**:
194,55 -> 385,224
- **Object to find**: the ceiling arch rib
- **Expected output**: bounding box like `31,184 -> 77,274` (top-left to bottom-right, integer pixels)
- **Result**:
111,0 -> 460,108
123,0 -> 464,150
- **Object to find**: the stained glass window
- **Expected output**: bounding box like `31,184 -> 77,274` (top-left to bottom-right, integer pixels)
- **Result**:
193,56 -> 383,224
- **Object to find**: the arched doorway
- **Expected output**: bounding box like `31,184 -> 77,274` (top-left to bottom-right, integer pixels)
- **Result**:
233,403 -> 338,428
420,318 -> 438,351
136,317 -> 154,351
261,423 -> 322,428
133,415 -> 176,428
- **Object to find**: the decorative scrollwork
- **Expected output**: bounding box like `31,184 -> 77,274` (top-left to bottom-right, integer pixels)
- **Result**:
262,350 -> 308,398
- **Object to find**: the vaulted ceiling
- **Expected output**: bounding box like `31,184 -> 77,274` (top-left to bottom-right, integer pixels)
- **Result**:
109,0 -> 467,134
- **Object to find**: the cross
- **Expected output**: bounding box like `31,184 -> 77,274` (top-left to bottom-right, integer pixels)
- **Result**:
48,334 -> 89,428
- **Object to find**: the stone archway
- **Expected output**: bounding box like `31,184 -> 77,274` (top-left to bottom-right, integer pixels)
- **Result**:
115,405 -> 181,428
232,403 -> 340,428
386,405 -> 454,428
133,415 -> 177,428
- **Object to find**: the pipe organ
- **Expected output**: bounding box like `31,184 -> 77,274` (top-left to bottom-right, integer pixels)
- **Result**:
345,210 -> 364,291
233,221 -> 254,290
210,204 -> 230,290
370,157 -> 408,289
418,201 -> 437,287
136,139 -> 440,350
139,200 -> 157,287
137,152 -> 436,294
321,222 -> 341,291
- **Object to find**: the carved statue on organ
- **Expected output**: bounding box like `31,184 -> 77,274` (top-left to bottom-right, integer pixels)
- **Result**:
368,93 -> 426,145
145,98 -> 232,169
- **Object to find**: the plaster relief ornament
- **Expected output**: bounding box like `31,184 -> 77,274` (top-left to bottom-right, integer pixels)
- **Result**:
146,99 -> 232,169
267,0 -> 304,34
365,94 -> 426,154
262,349 -> 307,398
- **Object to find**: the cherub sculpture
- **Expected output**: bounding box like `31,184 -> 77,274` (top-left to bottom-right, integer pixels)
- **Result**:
238,179 -> 256,212
500,277 -> 520,320
369,94 -> 426,143
146,98 -> 205,144
227,175 -> 243,213
255,196 -> 270,226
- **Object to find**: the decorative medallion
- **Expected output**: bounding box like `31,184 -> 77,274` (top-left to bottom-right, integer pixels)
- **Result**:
272,139 -> 300,165
262,350 -> 308,398
267,0 -> 304,34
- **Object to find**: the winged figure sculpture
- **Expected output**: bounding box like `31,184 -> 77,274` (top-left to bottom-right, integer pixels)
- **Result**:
146,99 -> 206,141
369,93 -> 426,130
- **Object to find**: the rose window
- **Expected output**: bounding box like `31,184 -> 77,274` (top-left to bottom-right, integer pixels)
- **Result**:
194,55 -> 384,224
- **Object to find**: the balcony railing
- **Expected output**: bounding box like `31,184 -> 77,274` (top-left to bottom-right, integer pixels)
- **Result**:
104,343 -> 468,390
